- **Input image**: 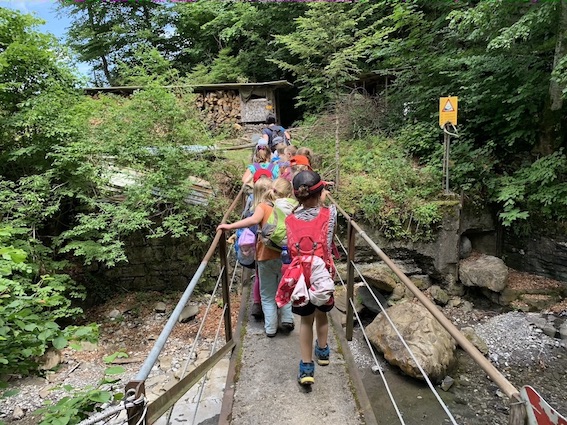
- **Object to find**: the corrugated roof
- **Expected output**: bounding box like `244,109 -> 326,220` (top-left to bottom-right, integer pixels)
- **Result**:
103,164 -> 214,206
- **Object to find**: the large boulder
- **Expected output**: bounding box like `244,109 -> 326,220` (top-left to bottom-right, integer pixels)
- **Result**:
459,254 -> 508,292
357,285 -> 388,314
334,263 -> 398,293
365,302 -> 456,382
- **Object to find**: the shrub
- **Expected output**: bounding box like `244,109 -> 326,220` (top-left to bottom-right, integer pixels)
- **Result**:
0,226 -> 98,376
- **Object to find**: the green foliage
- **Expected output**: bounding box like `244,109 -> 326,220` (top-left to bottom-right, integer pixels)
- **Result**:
44,86 -> 223,266
492,149 -> 567,227
0,8 -> 76,112
307,135 -> 442,241
396,123 -> 442,162
0,226 -> 98,376
0,9 -> 227,379
59,1 -> 168,85
172,1 -> 306,83
35,362 -> 126,425
274,2 -> 364,111
115,46 -> 180,86
187,48 -> 247,84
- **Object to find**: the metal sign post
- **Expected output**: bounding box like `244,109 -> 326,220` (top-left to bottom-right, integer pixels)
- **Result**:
443,124 -> 450,194
439,96 -> 458,194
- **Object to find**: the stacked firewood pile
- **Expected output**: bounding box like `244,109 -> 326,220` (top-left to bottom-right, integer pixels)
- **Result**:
195,90 -> 241,126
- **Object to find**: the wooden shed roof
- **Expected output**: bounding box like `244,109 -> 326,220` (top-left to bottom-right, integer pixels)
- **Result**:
83,80 -> 293,96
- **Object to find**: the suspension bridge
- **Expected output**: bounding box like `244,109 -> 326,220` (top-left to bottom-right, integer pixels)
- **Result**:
76,190 -> 566,425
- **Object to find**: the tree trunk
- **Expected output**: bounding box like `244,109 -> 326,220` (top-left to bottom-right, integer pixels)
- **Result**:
539,0 -> 567,154
100,55 -> 112,86
87,5 -> 112,85
335,107 -> 340,189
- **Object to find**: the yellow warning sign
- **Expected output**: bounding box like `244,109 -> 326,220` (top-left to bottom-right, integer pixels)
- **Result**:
439,96 -> 458,128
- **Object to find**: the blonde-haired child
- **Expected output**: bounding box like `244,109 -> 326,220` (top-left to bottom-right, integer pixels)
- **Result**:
218,175 -> 294,337
270,177 -> 293,200
296,147 -> 313,166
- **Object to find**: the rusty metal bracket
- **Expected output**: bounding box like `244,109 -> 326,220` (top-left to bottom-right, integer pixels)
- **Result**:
125,380 -> 146,425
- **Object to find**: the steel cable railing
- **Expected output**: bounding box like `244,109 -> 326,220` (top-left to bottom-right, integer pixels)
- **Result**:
328,194 -> 527,424
331,245 -> 407,424
167,249 -> 241,425
162,258 -> 233,424
123,188 -> 245,424
190,301 -> 230,425
81,187 -> 527,425
350,261 -> 459,424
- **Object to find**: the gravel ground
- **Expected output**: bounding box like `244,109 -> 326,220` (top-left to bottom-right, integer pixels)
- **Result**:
0,292 -> 239,424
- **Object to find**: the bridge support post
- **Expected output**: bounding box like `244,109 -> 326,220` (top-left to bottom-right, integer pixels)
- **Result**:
219,232 -> 233,342
346,221 -> 355,341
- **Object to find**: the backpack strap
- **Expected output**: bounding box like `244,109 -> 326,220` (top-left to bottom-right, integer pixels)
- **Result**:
253,162 -> 262,171
267,162 -> 275,173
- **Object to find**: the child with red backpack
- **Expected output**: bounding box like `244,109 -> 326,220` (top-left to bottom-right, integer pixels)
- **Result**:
242,139 -> 279,186
278,170 -> 336,386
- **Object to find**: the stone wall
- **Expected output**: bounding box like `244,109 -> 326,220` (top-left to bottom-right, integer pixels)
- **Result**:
92,199 -> 567,295
459,200 -> 567,283
101,232 -> 211,292
503,233 -> 567,283
347,201 -> 462,292
459,201 -> 498,256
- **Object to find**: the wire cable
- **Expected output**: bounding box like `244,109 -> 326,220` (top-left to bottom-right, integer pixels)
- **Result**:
165,248 -> 239,423
351,261 -> 458,425
333,235 -> 406,424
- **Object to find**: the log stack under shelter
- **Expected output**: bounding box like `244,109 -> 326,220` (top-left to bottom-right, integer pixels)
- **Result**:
195,90 -> 241,127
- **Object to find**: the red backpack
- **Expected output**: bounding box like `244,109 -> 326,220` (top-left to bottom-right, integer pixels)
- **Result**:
285,207 -> 334,280
275,207 -> 335,308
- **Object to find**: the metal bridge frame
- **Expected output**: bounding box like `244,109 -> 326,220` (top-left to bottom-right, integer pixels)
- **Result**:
125,190 -> 243,425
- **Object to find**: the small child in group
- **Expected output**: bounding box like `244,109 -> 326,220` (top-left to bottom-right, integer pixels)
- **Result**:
278,145 -> 297,178
282,154 -> 312,182
271,142 -> 286,163
284,144 -> 298,160
284,170 -> 336,386
242,140 -> 279,186
218,176 -> 294,337
296,147 -> 314,167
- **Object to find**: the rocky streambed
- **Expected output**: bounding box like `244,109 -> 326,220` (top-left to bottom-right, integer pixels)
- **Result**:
347,293 -> 567,425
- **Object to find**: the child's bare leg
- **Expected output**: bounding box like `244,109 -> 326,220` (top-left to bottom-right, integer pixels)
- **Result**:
300,313 -> 315,362
314,309 -> 329,348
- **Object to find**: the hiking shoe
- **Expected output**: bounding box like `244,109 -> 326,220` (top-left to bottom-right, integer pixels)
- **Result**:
266,331 -> 277,338
250,303 -> 264,320
280,322 -> 295,334
298,360 -> 315,385
314,340 -> 330,366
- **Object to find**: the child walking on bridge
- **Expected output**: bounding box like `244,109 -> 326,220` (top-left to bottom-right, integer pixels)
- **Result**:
282,170 -> 337,385
217,176 -> 295,338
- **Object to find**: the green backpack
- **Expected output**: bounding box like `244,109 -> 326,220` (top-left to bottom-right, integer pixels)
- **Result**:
260,198 -> 298,251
